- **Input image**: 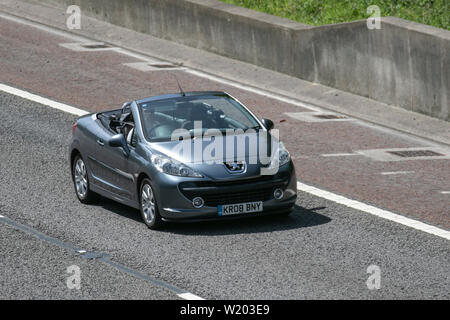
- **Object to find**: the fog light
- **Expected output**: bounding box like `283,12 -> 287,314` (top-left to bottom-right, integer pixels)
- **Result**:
192,197 -> 204,208
274,188 -> 284,200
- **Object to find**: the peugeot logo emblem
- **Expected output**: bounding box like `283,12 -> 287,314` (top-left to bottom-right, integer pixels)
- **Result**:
224,161 -> 246,173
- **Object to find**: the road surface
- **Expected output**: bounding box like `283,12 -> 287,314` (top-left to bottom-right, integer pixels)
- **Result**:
0,10 -> 449,299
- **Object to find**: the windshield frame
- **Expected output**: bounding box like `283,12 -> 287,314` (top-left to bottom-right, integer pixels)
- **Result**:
137,93 -> 261,143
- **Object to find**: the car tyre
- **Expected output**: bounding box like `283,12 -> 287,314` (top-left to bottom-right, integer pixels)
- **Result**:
72,155 -> 100,204
140,178 -> 163,229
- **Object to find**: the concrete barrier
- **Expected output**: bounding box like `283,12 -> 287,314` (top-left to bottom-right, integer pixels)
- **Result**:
304,18 -> 449,121
43,0 -> 449,121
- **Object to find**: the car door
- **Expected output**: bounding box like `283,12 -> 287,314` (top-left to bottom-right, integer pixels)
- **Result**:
83,112 -> 118,192
92,107 -> 136,201
96,137 -> 134,201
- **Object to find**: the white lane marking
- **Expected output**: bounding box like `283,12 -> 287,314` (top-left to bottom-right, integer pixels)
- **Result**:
0,14 -> 167,65
321,153 -> 360,157
0,215 -> 4,218
380,171 -> 414,175
77,250 -> 87,254
0,84 -> 88,116
113,48 -> 163,62
123,62 -> 185,72
285,111 -> 353,123
2,9 -> 450,155
178,292 -> 206,300
440,191 -> 450,194
59,42 -> 117,52
185,69 -> 320,112
1,13 -> 322,114
1,13 -> 320,113
297,181 -> 450,241
1,83 -> 449,241
0,12 -> 88,42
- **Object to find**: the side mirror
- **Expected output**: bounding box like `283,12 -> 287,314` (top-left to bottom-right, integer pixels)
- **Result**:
261,118 -> 274,131
109,134 -> 130,157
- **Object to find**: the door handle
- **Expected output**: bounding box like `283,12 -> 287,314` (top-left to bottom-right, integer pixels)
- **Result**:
97,139 -> 105,146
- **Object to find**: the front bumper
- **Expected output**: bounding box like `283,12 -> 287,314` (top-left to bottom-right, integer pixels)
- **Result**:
153,162 -> 297,221
161,200 -> 296,222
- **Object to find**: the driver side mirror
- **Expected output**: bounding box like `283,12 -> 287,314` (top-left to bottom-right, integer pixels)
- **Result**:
109,134 -> 130,157
261,118 -> 274,131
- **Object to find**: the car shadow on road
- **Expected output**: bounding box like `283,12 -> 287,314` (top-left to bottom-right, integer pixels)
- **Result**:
96,198 -> 143,223
164,205 -> 331,236
96,199 -> 331,235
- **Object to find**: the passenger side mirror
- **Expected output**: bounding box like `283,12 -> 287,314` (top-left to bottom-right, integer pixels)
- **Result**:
109,134 -> 130,157
261,118 -> 274,131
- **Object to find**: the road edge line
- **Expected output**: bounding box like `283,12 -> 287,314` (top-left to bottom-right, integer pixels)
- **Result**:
297,181 -> 450,241
0,83 -> 88,116
2,83 -> 449,241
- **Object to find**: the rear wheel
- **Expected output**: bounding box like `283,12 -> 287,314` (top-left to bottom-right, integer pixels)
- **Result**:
72,155 -> 100,204
140,178 -> 163,229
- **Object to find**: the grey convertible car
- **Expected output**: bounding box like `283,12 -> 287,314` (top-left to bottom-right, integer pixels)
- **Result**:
70,91 -> 297,229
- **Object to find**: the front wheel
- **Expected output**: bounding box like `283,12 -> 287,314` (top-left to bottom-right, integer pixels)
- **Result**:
72,155 -> 100,204
140,178 -> 163,229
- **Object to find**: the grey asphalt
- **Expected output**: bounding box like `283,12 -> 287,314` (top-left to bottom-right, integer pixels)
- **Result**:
1,11 -> 449,229
0,92 -> 449,299
0,223 -> 177,299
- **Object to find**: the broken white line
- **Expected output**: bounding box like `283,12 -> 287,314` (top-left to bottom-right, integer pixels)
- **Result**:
321,153 -> 360,157
178,292 -> 206,300
0,84 -> 88,116
380,171 -> 414,175
1,84 -> 449,242
185,69 -> 320,112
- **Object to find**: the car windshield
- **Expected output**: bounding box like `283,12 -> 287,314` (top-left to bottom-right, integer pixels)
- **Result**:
138,94 -> 261,142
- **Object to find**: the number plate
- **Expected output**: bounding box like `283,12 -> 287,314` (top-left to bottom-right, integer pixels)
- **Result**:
218,201 -> 263,216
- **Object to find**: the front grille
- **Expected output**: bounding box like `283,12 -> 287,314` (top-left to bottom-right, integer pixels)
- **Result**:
193,174 -> 276,188
179,173 -> 289,207
202,188 -> 273,206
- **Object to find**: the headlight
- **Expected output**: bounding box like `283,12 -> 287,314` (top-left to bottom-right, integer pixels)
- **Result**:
278,142 -> 291,167
268,141 -> 290,168
151,154 -> 203,178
